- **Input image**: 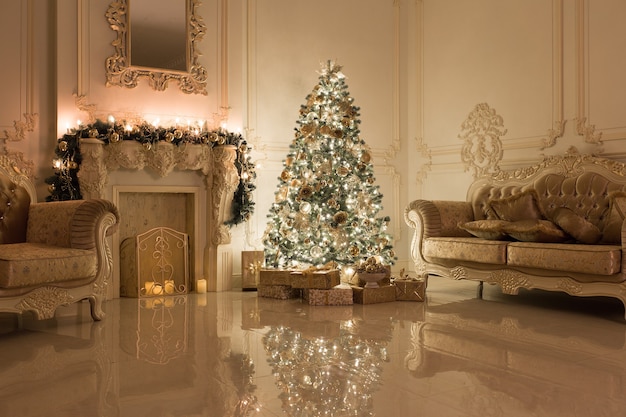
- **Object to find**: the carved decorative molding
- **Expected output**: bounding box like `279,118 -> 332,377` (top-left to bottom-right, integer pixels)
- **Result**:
105,0 -> 208,95
74,94 -> 97,124
575,117 -> 603,145
489,146 -> 626,183
414,136 -> 432,184
16,287 -> 74,320
459,103 -> 507,178
540,119 -> 567,149
1,113 -> 38,142
489,270 -> 531,295
78,139 -> 238,247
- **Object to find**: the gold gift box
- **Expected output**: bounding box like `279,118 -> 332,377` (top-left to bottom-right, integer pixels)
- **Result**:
351,285 -> 396,304
302,287 -> 353,306
257,284 -> 301,300
259,268 -> 293,286
242,250 -> 264,290
290,269 -> 341,289
394,279 -> 426,302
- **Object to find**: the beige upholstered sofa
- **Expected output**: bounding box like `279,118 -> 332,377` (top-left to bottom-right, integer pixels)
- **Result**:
0,161 -> 119,320
405,149 -> 626,318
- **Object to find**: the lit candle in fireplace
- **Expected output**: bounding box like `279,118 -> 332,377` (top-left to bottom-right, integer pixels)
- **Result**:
197,279 -> 207,293
164,280 -> 175,294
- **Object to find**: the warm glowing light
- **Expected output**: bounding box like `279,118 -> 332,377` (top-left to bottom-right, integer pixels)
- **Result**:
125,124 -> 132,131
108,115 -> 115,124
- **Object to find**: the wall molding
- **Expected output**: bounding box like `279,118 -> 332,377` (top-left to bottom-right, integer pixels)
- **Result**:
575,0 -> 625,143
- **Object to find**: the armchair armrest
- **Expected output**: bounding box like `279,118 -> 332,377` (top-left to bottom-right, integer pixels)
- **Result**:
26,199 -> 120,249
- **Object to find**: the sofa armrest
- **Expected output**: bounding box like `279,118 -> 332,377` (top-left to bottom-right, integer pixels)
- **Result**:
405,200 -> 474,238
405,200 -> 474,277
26,199 -> 120,249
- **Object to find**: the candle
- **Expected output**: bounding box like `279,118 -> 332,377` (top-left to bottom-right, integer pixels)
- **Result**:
152,283 -> 163,295
197,279 -> 207,293
164,279 -> 175,294
144,281 -> 155,295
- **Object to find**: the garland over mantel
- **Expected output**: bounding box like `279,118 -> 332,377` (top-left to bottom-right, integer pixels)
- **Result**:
46,119 -> 256,226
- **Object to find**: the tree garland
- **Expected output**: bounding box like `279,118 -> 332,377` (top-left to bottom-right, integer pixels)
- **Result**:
46,119 -> 256,226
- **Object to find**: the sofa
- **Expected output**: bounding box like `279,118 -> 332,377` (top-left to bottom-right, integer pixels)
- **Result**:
405,149 -> 626,319
0,161 -> 119,320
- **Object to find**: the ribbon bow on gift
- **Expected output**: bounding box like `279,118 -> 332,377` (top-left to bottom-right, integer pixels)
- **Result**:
395,268 -> 420,281
248,261 -> 263,285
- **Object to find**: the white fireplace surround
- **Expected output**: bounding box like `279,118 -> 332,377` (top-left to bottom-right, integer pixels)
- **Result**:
78,138 -> 239,299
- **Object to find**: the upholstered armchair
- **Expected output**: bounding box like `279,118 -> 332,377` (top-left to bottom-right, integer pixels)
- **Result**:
0,164 -> 119,320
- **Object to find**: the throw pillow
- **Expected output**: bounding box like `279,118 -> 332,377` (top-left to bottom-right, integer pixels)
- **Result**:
459,220 -> 511,240
601,191 -> 626,244
488,190 -> 544,222
552,207 -> 602,244
502,219 -> 569,243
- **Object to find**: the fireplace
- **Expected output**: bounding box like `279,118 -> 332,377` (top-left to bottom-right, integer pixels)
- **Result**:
78,138 -> 239,298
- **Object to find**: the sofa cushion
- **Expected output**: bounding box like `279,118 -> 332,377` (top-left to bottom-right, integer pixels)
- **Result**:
601,191 -> 626,244
423,237 -> 508,264
459,220 -> 511,240
0,243 -> 96,288
501,219 -> 569,243
488,190 -> 544,222
552,207 -> 602,244
507,242 -> 621,276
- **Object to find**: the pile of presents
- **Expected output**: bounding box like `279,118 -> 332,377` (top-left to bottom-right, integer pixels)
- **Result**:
254,264 -> 426,306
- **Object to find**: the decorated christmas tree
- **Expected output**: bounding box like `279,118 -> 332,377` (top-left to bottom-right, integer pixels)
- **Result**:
263,61 -> 396,269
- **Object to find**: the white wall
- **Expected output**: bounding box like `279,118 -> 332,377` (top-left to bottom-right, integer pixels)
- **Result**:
1,0 -> 625,286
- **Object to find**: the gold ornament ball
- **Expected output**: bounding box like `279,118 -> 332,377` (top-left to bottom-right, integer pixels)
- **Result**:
48,184 -> 55,193
68,161 -> 78,169
143,142 -> 152,151
58,141 -> 68,152
110,132 -> 120,143
165,132 -> 174,142
89,128 -> 99,138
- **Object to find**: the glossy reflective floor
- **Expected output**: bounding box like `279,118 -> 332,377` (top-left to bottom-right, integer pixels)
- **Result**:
2,277 -> 626,417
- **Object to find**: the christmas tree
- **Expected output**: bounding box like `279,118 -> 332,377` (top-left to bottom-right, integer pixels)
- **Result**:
263,61 -> 396,269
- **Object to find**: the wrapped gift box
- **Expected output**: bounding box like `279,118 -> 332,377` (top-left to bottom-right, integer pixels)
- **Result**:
351,285 -> 396,304
291,269 -> 341,289
302,287 -> 353,306
242,251 -> 264,290
259,268 -> 293,286
394,279 -> 426,302
258,284 -> 301,300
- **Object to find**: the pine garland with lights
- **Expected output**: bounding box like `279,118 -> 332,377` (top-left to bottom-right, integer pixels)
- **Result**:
263,61 -> 396,269
46,119 -> 256,226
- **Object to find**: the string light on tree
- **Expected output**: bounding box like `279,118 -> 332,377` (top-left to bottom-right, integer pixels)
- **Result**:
263,61 -> 396,269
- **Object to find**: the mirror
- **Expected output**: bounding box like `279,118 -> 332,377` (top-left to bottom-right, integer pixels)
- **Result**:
105,0 -> 208,95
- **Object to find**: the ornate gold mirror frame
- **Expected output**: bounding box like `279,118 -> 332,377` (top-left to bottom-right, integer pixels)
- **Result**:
105,0 -> 208,95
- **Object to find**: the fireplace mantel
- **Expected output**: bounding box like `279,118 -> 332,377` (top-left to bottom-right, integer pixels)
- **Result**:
78,138 -> 239,297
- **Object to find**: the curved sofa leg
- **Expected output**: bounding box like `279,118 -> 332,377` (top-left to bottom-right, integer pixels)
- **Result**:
477,281 -> 484,299
88,296 -> 105,321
